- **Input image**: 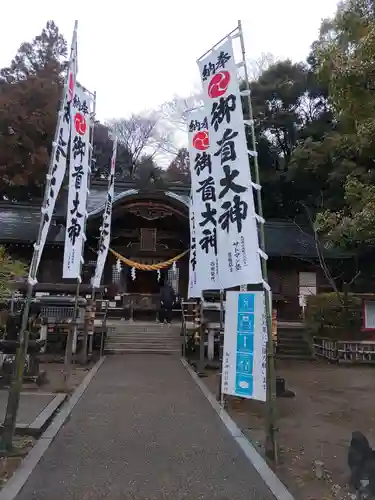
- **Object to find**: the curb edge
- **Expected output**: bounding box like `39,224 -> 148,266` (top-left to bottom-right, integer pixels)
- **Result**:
0,356 -> 106,500
180,358 -> 295,500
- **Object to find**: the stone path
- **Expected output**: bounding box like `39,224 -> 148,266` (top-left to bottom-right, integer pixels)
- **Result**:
0,392 -> 55,426
15,355 -> 276,499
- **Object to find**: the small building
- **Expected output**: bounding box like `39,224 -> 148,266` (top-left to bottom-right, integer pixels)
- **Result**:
0,174 -> 351,321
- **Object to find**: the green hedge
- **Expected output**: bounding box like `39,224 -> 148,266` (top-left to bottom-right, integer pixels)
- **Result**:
305,292 -> 364,339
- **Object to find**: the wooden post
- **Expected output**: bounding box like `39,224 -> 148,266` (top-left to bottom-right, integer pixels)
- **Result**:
80,299 -> 93,365
207,330 -> 214,361
88,300 -> 96,357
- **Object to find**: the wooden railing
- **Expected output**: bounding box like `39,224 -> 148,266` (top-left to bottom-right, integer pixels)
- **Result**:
313,338 -> 338,362
313,337 -> 375,364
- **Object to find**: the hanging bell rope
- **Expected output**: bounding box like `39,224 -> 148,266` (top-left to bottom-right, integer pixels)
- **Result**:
108,247 -> 189,271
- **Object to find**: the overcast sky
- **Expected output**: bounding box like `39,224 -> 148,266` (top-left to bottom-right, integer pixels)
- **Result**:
1,0 -> 339,121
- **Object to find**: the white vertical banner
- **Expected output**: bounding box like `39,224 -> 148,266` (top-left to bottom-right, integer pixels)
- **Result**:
92,137 -> 117,287
197,38 -> 262,289
222,291 -> 267,401
187,108 -> 220,291
188,193 -> 200,298
63,84 -> 93,279
30,24 -> 78,282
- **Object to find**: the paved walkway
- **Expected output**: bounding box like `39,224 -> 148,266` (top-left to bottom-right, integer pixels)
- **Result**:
16,356 -> 276,500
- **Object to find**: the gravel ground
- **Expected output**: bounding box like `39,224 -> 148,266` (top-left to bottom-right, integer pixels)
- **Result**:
203,360 -> 375,500
15,355 -> 277,500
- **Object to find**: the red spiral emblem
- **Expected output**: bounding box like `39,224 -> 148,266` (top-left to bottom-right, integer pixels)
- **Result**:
192,130 -> 209,151
208,71 -> 230,98
74,112 -> 87,136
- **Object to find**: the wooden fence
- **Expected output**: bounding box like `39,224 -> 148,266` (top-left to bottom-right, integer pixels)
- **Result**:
313,337 -> 375,364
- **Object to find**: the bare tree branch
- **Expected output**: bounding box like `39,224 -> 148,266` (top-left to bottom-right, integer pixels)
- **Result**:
246,53 -> 278,81
299,202 -> 343,302
107,113 -> 174,173
159,90 -> 204,133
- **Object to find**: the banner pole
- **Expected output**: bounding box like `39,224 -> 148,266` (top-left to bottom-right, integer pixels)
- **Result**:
0,21 -> 78,454
216,289 -> 225,403
238,19 -> 278,463
91,128 -> 118,356
63,280 -> 80,386
87,91 -> 97,360
197,26 -> 239,61
64,89 -> 96,379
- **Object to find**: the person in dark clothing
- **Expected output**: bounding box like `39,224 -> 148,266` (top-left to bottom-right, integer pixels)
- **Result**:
159,282 -> 175,324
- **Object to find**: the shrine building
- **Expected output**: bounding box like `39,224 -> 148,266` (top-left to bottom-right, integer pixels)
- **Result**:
0,173 -> 350,321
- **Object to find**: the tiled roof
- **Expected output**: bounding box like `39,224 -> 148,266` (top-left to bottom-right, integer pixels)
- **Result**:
263,221 -> 347,258
0,188 -> 349,259
0,205 -> 65,243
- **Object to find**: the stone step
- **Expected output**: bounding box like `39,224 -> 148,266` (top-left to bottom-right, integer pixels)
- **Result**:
277,339 -> 308,347
277,349 -> 311,357
107,337 -> 182,344
109,328 -> 180,333
106,348 -> 180,353
112,330 -> 181,336
109,337 -> 180,342
105,320 -> 183,354
108,334 -> 179,338
108,332 -> 180,338
105,342 -> 181,349
106,322 -> 181,328
106,336 -> 181,342
278,332 -> 306,340
277,346 -> 312,356
277,341 -> 307,347
107,335 -> 180,341
105,347 -> 180,354
276,353 -> 314,360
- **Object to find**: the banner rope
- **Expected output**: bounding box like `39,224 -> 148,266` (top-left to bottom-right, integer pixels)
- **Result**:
108,248 -> 189,271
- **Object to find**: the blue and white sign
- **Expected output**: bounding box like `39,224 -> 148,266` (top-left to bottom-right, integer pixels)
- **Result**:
222,291 -> 267,401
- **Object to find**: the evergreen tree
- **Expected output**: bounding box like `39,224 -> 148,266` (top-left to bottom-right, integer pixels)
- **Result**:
0,21 -> 67,201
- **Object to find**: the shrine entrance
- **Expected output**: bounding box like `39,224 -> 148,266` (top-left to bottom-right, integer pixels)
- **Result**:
126,269 -> 160,295
101,190 -> 190,302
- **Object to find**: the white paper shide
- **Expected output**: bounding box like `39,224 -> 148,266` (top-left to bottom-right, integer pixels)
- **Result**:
63,84 -> 93,279
187,108 -> 219,292
197,38 -> 262,289
92,137 -> 117,287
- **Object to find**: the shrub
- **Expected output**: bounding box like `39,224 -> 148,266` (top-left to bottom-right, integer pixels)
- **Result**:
0,246 -> 26,299
305,292 -> 364,339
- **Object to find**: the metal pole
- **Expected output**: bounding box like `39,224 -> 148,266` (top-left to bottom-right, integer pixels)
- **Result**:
217,289 -> 224,402
63,282 -> 80,386
99,330 -> 104,357
198,298 -> 205,375
238,19 -> 278,463
197,26 -> 239,61
0,23 -> 78,454
90,286 -> 97,359
87,92 -> 97,360
99,298 -> 108,358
